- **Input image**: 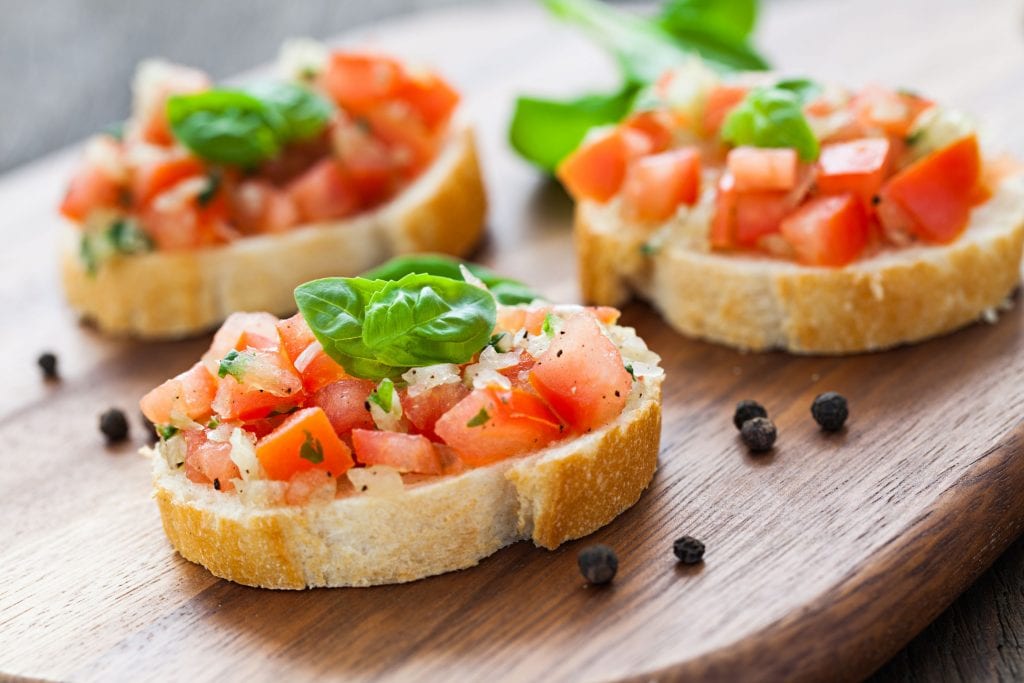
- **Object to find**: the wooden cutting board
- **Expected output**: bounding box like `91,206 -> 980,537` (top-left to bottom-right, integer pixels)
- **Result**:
3,1 -> 1024,681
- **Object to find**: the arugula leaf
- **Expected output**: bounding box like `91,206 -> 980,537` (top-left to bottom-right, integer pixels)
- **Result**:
363,254 -> 541,305
467,408 -> 490,428
299,430 -> 325,464
367,378 -> 395,413
362,274 -> 497,368
721,86 -> 820,161
243,82 -> 334,143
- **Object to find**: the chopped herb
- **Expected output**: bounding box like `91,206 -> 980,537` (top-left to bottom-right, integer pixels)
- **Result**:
108,219 -> 153,254
217,349 -> 248,380
467,408 -> 490,428
905,129 -> 924,146
625,363 -> 636,380
368,378 -> 395,413
79,218 -> 154,276
299,430 -> 325,464
640,242 -> 660,256
542,313 -> 558,338
206,418 -> 220,429
157,424 -> 179,441
488,332 -> 511,352
197,172 -> 221,206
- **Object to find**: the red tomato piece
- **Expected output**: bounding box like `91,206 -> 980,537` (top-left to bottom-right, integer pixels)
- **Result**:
780,194 -> 869,266
703,84 -> 749,135
351,430 -> 443,474
183,429 -> 240,490
293,342 -> 350,394
623,110 -> 675,154
211,349 -> 304,421
727,147 -> 799,192
132,156 -> 205,208
402,382 -> 471,441
275,313 -> 316,363
228,179 -> 299,234
362,103 -> 439,178
851,84 -> 933,138
396,71 -> 460,130
710,172 -> 739,249
256,407 -> 354,480
816,138 -> 892,206
733,191 -> 795,247
878,135 -> 981,243
529,313 -> 632,434
557,128 -> 652,202
318,53 -> 404,117
203,312 -> 281,372
312,379 -> 377,436
140,361 -> 218,425
331,119 -> 399,207
287,158 -> 360,222
434,387 -> 564,466
60,164 -> 124,222
621,147 -> 702,224
139,177 -> 232,250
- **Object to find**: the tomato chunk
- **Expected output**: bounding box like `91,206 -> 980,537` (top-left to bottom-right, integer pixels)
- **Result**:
623,110 -> 675,154
318,53 -> 404,117
60,164 -> 123,222
621,147 -> 702,224
780,194 -> 869,266
396,71 -> 460,130
703,84 -> 749,135
402,382 -> 470,441
727,147 -> 799,192
202,312 -> 281,373
228,179 -> 299,234
351,430 -> 443,474
312,379 -> 377,436
287,159 -> 360,223
435,387 -> 563,466
140,361 -> 217,426
529,313 -> 632,433
878,135 -> 981,243
816,138 -> 892,206
256,407 -> 354,480
293,342 -> 350,393
211,348 -> 304,421
557,128 -> 651,202
183,430 -> 240,490
132,156 -> 205,208
851,84 -> 933,138
275,313 -> 316,364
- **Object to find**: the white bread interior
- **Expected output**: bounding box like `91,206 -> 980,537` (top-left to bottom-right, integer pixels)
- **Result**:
60,123 -> 486,339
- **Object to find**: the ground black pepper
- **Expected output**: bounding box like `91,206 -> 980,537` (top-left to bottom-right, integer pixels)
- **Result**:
740,417 -> 776,452
99,408 -> 130,444
578,544 -> 618,585
673,536 -> 705,564
811,392 -> 848,431
37,351 -> 59,381
733,399 -> 767,429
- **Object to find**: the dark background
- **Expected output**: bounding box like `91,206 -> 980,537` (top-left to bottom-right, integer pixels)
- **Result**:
2,0 -> 1022,679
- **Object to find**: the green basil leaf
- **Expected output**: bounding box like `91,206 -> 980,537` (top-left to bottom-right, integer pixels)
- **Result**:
721,86 -> 820,161
467,407 -> 490,428
657,0 -> 757,45
363,254 -> 542,306
774,78 -> 823,103
294,277 -> 402,380
299,430 -> 325,464
108,219 -> 153,254
244,82 -> 334,143
167,90 -> 282,167
362,274 -> 497,368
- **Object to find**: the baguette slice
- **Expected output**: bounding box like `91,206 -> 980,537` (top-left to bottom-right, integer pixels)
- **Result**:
150,335 -> 662,589
60,123 -> 486,339
577,175 -> 1024,353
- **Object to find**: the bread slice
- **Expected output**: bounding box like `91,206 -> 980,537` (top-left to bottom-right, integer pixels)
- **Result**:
577,175 -> 1024,353
149,352 -> 662,589
60,123 -> 486,339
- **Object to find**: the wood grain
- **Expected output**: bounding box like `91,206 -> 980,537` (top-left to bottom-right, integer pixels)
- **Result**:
2,1 -> 1024,681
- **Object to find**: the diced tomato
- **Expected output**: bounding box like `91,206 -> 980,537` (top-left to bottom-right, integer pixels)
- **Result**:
733,191 -> 795,247
529,313 -> 632,434
134,63 -> 211,146
878,135 -> 981,243
497,350 -> 536,390
623,110 -> 675,154
351,430 -> 443,474
727,147 -> 799,192
287,158 -> 360,222
203,312 -> 281,373
241,413 -> 292,440
255,407 -> 354,480
557,128 -> 652,202
621,147 -> 702,223
183,430 -> 240,490
132,156 -> 205,208
139,177 -> 232,250
140,361 -> 218,426
851,84 -> 933,138
275,313 -> 315,363
703,84 -> 749,135
710,172 -> 738,248
780,194 -> 869,266
496,306 -> 621,336
395,71 -> 460,130
318,53 -> 405,117
293,341 -> 350,393
435,387 -> 564,466
362,103 -> 439,177
816,138 -> 892,207
312,379 -> 377,436
211,348 -> 304,421
60,164 -> 124,222
227,179 -> 299,234
402,382 -> 470,441
331,120 -> 399,207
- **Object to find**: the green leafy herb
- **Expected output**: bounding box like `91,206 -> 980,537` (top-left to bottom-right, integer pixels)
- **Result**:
217,349 -> 249,380
774,78 -> 822,103
294,273 -> 497,381
197,172 -> 221,207
299,430 -> 325,464
363,254 -> 541,306
79,218 -> 154,276
625,363 -> 636,380
108,219 -> 153,254
467,408 -> 490,428
243,81 -> 334,143
640,241 -> 660,256
489,332 -> 512,352
721,86 -> 820,161
156,424 -> 179,441
206,418 -> 220,429
368,378 -> 396,413
542,313 -> 558,337
510,0 -> 769,170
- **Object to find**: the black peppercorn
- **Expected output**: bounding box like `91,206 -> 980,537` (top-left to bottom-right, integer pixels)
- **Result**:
99,408 -> 130,444
733,399 -> 767,429
811,392 -> 848,432
578,544 -> 618,585
741,417 -> 776,452
37,352 -> 59,381
673,536 -> 705,564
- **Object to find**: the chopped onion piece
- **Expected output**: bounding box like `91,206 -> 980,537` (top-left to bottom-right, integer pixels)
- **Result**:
402,364 -> 461,398
228,427 -> 261,481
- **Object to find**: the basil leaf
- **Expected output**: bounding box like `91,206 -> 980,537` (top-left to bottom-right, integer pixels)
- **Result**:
774,78 -> 823,103
362,274 -> 497,367
363,254 -> 541,305
108,219 -> 153,254
294,277 -> 402,380
721,86 -> 820,161
243,82 -> 334,143
299,430 -> 325,464
467,408 -> 490,428
168,90 -> 282,167
657,0 -> 757,45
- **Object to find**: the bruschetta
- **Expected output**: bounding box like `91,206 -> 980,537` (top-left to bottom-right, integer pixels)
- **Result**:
60,40 -> 486,339
563,63 -> 1024,353
140,265 -> 663,588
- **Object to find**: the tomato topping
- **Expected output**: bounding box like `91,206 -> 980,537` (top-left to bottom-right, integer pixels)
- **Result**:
703,84 -> 749,135
727,147 -> 799,192
211,348 -> 304,421
780,194 -> 869,266
255,407 -> 354,480
557,128 -> 652,202
227,179 -> 299,234
362,104 -> 439,178
134,63 -> 210,146
621,147 -> 702,224
293,342 -> 350,393
529,313 -> 632,433
351,430 -> 443,474
132,156 -> 205,208
331,120 -> 399,207
60,165 -> 123,222
140,361 -> 217,426
311,379 -> 377,436
275,313 -> 316,364
139,177 -> 232,250
878,135 -> 981,243
395,71 -> 460,130
816,138 -> 892,207
435,387 -> 563,466
203,312 -> 281,373
287,158 -> 361,223
183,430 -> 240,490
402,382 -> 471,441
851,85 -> 933,138
623,110 -> 675,154
318,53 -> 405,118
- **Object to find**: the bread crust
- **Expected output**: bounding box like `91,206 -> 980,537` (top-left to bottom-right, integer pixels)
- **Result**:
60,124 -> 486,339
576,177 -> 1024,353
152,375 -> 662,588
